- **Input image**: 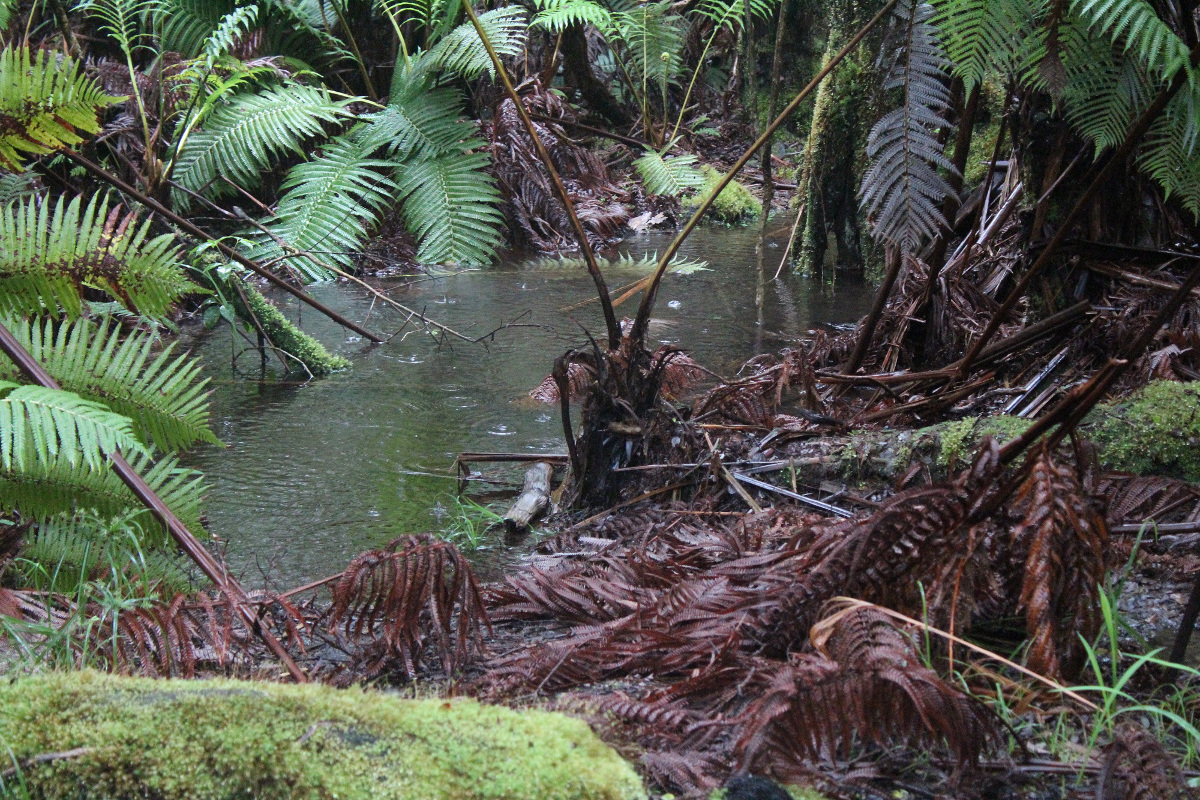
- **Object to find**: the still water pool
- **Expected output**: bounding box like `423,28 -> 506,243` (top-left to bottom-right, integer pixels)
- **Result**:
182,226 -> 875,586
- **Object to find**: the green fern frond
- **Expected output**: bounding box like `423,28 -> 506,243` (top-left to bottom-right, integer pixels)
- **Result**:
0,193 -> 193,319
0,171 -> 40,205
360,88 -> 474,159
933,0 -> 1039,90
20,511 -> 193,593
1072,0 -> 1191,78
693,0 -> 775,30
170,83 -> 355,209
245,134 -> 396,279
160,0 -> 236,57
0,382 -> 146,472
0,0 -> 16,27
395,151 -> 505,265
428,6 -> 528,80
79,0 -> 162,56
0,47 -> 121,171
202,4 -> 261,63
1139,92 -> 1200,218
613,1 -> 686,91
531,0 -> 613,34
633,150 -> 705,196
0,450 -> 206,534
0,316 -> 219,452
1061,28 -> 1154,154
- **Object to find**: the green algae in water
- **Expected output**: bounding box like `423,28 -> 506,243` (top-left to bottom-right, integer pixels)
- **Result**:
0,671 -> 645,800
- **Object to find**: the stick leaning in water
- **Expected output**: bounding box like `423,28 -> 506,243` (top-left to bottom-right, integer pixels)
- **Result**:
0,320 -> 309,683
460,2 -> 621,351
627,0 -> 900,346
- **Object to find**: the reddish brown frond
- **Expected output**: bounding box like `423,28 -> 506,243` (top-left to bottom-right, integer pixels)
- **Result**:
327,535 -> 490,680
1099,721 -> 1190,800
1010,448 -> 1108,679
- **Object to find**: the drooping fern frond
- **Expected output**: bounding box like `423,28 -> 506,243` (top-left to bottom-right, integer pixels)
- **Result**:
1138,90 -> 1200,218
358,87 -> 473,159
859,0 -> 958,254
1060,22 -> 1155,154
634,150 -> 705,197
428,6 -> 528,80
160,0 -> 237,57
0,450 -> 206,534
0,47 -> 121,171
395,151 -> 505,265
170,83 -> 355,209
0,382 -> 146,472
530,0 -> 614,34
693,0 -> 776,31
245,133 -> 396,279
1072,0 -> 1192,79
0,316 -> 220,452
0,193 -> 193,319
933,0 -> 1039,90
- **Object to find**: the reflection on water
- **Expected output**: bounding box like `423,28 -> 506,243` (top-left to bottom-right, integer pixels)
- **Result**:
183,226 -> 876,586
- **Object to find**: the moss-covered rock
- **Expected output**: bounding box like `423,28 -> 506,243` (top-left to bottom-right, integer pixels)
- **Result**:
684,166 -> 760,225
0,671 -> 645,800
1086,381 -> 1200,482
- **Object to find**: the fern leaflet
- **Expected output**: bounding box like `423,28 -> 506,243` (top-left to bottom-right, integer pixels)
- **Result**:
0,382 -> 146,472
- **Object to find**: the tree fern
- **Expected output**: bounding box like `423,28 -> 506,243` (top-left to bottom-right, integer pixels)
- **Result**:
0,47 -> 121,171
613,1 -> 686,92
933,0 -> 1039,90
1139,92 -> 1200,218
633,150 -> 705,196
160,0 -> 237,56
1072,0 -> 1192,79
395,151 -> 505,264
201,3 -> 261,64
693,0 -> 776,30
530,0 -> 614,34
0,382 -> 146,473
359,87 -> 474,159
170,83 -> 355,209
428,5 -> 528,80
0,193 -> 193,319
0,450 -> 206,535
860,0 -> 958,254
1061,32 -> 1154,155
244,133 -> 396,278
0,316 -> 220,453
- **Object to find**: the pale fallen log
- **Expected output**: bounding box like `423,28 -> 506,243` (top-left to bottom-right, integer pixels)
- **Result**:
504,462 -> 554,534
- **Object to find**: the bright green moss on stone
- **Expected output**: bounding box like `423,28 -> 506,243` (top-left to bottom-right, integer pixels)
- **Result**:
1086,381 -> 1200,482
684,167 -> 760,225
0,671 -> 645,800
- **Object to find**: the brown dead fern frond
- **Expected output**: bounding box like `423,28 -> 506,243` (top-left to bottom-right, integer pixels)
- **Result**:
1010,447 -> 1108,680
1098,720 -> 1190,800
734,608 -> 998,782
327,535 -> 490,680
1099,474 -> 1200,529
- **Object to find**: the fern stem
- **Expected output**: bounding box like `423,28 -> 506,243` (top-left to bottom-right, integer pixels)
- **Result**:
331,0 -> 379,101
0,319 -> 309,682
630,0 -> 901,348
959,40 -> 1200,374
460,1 -> 621,350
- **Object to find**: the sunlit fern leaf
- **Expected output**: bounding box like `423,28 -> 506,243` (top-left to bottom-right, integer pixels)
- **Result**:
859,0 -> 958,254
359,87 -> 474,159
160,0 -> 235,56
0,316 -> 220,452
0,382 -> 147,473
245,134 -> 396,279
613,1 -> 686,92
1072,0 -> 1192,79
634,151 -> 705,197
0,193 -> 193,319
0,450 -> 206,534
933,0 -> 1039,90
395,151 -> 505,265
0,47 -> 121,171
531,0 -> 614,34
428,6 -> 528,80
170,83 -> 355,209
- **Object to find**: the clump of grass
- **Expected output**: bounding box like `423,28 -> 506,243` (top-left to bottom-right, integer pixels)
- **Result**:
436,496 -> 505,552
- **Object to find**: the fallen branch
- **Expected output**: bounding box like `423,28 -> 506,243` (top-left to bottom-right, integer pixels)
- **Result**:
503,462 -> 554,533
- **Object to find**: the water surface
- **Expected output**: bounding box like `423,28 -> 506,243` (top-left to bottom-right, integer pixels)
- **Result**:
184,227 -> 875,586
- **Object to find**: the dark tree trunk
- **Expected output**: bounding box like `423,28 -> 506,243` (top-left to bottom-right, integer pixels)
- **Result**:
561,25 -> 632,127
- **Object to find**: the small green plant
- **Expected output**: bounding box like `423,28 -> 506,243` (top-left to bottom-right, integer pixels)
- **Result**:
437,496 -> 504,551
683,166 -> 760,224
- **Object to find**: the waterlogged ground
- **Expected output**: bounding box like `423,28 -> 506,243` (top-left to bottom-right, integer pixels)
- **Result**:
183,226 -> 875,587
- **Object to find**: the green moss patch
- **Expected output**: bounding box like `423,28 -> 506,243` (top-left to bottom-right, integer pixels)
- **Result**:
684,167 -> 760,225
233,283 -> 350,376
0,671 -> 645,800
1086,381 -> 1200,482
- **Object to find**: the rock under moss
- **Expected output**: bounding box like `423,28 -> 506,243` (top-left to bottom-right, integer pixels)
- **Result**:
684,166 -> 760,225
0,671 -> 645,800
1086,381 -> 1200,482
